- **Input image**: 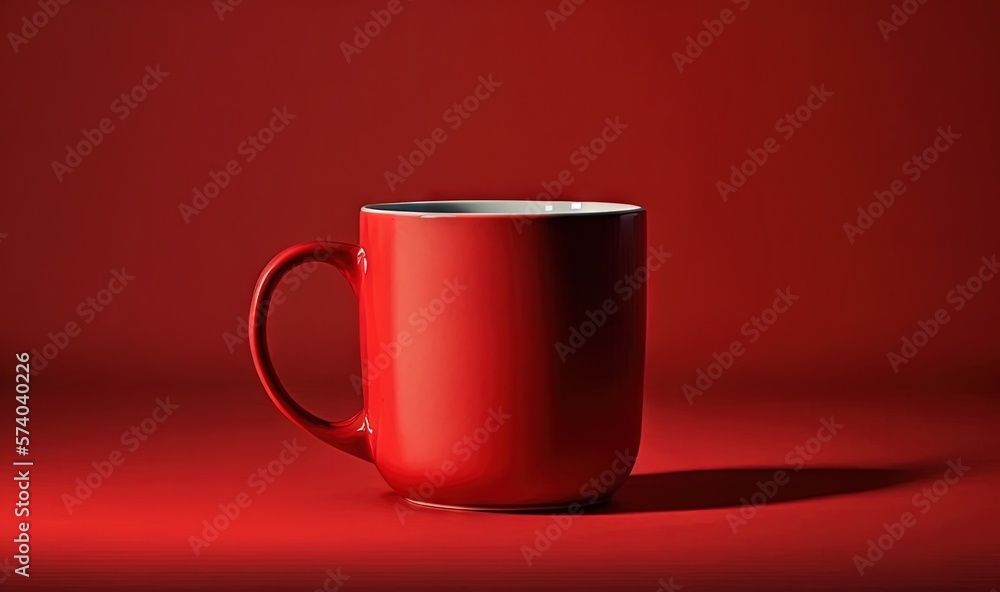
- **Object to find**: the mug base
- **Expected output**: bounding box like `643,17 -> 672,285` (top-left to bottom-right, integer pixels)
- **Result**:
404,496 -> 611,513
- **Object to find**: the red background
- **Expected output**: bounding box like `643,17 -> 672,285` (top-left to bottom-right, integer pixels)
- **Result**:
1,0 -> 997,590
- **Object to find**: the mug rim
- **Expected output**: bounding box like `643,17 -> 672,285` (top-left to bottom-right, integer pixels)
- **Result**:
361,200 -> 643,217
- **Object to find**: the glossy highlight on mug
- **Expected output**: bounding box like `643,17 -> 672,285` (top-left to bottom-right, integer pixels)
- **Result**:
250,200 -> 647,509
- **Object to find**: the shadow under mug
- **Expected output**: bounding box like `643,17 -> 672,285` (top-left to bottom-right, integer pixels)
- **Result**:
249,200 -> 647,510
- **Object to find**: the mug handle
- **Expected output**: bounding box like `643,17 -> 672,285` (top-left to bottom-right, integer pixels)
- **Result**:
249,241 -> 372,462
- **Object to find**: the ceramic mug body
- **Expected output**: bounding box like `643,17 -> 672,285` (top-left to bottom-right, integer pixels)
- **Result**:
250,200 -> 647,510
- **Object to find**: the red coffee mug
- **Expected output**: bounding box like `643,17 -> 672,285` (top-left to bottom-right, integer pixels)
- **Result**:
249,200 -> 647,510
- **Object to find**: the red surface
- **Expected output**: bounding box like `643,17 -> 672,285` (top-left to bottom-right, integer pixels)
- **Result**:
20,385 -> 1000,591
1,0 -> 998,590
